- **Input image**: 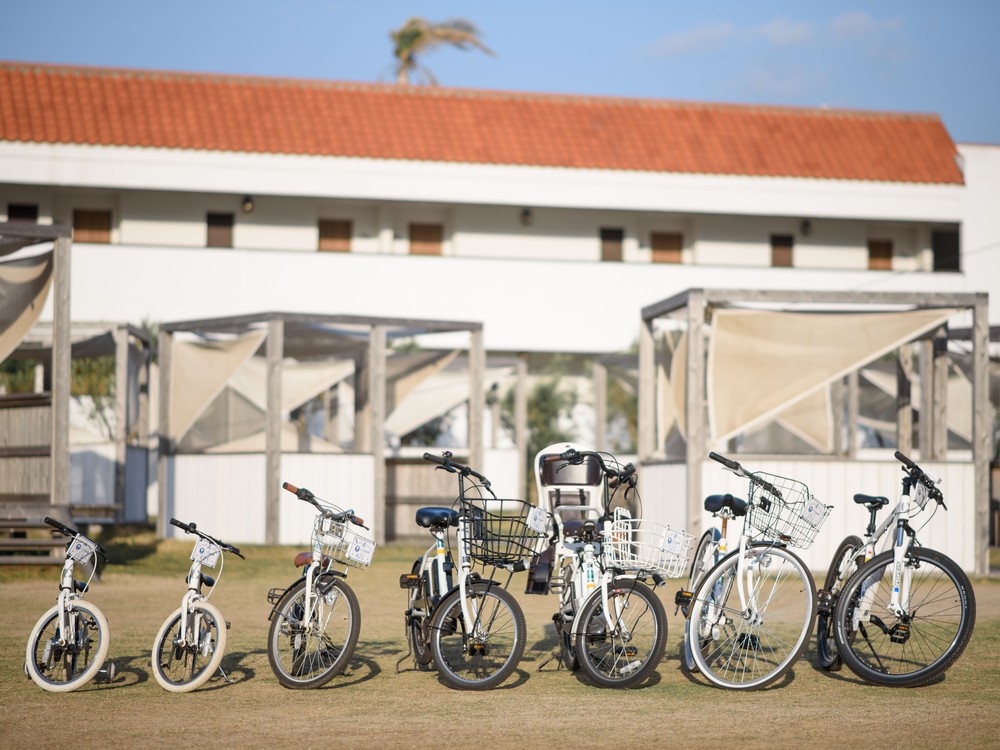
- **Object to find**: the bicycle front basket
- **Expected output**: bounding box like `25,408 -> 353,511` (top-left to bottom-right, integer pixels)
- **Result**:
746,472 -> 830,549
313,512 -> 377,569
602,517 -> 694,578
459,497 -> 551,566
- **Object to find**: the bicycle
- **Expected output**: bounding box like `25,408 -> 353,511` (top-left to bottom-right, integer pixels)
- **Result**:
535,444 -> 681,688
266,482 -> 375,689
676,452 -> 831,690
400,451 -> 549,690
151,518 -> 245,692
826,451 -> 976,687
25,517 -> 114,692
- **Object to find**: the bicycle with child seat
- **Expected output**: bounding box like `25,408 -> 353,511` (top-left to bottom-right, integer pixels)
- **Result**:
151,518 -> 245,692
824,451 -> 975,687
400,451 -> 550,690
676,452 -> 831,690
536,445 -> 684,688
25,517 -> 114,692
266,482 -> 376,689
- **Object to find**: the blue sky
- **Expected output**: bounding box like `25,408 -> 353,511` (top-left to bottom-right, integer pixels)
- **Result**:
4,1 -> 998,144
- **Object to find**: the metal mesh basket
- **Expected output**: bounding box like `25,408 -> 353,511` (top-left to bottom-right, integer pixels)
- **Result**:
459,497 -> 551,566
313,512 -> 377,568
602,516 -> 694,578
746,472 -> 830,549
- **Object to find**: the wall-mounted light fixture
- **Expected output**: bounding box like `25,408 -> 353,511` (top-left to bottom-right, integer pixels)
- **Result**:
520,208 -> 533,226
800,218 -> 812,236
242,196 -> 255,214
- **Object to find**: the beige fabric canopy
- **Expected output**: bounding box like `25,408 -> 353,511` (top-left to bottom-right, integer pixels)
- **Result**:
0,252 -> 54,362
230,356 -> 355,413
707,308 -> 954,445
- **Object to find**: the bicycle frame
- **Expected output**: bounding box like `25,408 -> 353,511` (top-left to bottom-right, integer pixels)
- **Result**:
175,540 -> 223,655
53,541 -> 98,651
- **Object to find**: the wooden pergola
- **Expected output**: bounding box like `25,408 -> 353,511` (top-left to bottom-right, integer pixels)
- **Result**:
638,288 -> 992,575
157,312 -> 485,544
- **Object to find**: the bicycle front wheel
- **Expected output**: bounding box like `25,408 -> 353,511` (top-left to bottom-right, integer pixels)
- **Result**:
816,535 -> 863,671
430,581 -> 525,690
833,547 -> 976,687
151,602 -> 227,692
26,600 -> 110,692
576,577 -> 667,688
689,544 -> 816,690
267,574 -> 361,689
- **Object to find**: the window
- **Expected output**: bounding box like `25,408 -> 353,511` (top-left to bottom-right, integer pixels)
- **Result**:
868,239 -> 893,271
770,234 -> 793,267
73,209 -> 112,244
318,219 -> 352,252
7,203 -> 38,223
207,212 -> 234,248
650,232 -> 683,264
600,228 -> 624,262
932,230 -> 960,271
409,223 -> 443,255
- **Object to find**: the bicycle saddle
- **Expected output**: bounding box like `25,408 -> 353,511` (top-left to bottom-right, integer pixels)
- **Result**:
853,493 -> 889,509
704,493 -> 748,516
416,507 -> 459,529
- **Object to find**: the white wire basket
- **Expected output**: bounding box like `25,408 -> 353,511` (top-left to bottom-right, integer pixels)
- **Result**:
314,513 -> 377,568
602,514 -> 694,578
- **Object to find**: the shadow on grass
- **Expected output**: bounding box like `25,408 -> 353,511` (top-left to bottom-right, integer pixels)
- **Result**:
97,652 -> 151,690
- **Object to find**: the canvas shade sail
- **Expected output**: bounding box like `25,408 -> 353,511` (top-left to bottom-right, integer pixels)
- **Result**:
385,365 -> 514,438
861,363 -> 973,443
0,252 -> 54,362
169,330 -> 267,441
707,308 -> 954,445
229,357 -> 354,413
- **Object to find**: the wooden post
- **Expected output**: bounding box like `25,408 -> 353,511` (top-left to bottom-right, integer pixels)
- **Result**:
972,298 -> 990,577
638,319 -> 655,460
50,235 -> 71,511
685,293 -> 706,537
931,331 -> 949,460
918,338 -> 933,460
265,318 -> 284,545
593,359 -> 607,451
156,330 -> 173,537
369,325 -> 387,545
896,344 -> 913,456
468,328 -> 485,471
516,356 -> 528,498
846,370 -> 859,459
113,326 -> 129,522
354,353 -> 370,452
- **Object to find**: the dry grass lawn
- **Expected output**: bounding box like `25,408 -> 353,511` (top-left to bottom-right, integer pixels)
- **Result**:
3,534 -> 999,749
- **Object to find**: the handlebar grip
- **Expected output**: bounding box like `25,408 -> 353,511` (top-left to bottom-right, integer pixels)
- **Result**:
282,481 -> 299,494
894,451 -> 918,470
170,518 -> 194,533
709,452 -> 740,470
543,454 -> 564,463
229,543 -> 242,556
422,452 -> 448,466
44,516 -> 76,536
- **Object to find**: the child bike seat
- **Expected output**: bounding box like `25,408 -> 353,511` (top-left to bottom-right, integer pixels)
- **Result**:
415,507 -> 459,529
704,493 -> 748,516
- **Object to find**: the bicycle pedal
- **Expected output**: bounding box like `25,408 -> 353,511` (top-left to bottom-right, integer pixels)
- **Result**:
816,589 -> 833,615
399,573 -> 421,589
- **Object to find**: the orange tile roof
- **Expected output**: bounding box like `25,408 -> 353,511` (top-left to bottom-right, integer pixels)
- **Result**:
0,61 -> 963,185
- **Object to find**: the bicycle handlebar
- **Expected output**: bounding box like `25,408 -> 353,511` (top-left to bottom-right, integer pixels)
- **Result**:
709,452 -> 782,499
169,517 -> 245,559
281,482 -> 368,529
45,516 -> 107,557
422,451 -> 493,491
547,448 -> 637,489
894,451 -> 946,508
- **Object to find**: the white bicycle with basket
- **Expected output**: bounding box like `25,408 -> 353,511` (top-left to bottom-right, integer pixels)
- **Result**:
266,481 -> 376,689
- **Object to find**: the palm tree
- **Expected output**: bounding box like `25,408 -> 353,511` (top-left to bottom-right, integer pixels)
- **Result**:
390,17 -> 494,85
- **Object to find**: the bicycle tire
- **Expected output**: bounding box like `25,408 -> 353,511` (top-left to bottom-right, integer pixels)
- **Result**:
815,535 -> 863,671
267,573 -> 361,689
151,602 -> 227,692
689,543 -> 816,690
430,581 -> 525,690
575,577 -> 667,688
683,528 -> 721,673
406,559 -> 434,666
26,600 -> 110,692
833,546 -> 975,687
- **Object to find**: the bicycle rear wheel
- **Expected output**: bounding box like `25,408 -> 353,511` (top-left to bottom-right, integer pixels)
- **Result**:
682,528 -> 720,672
430,581 -> 525,690
833,547 -> 975,687
576,577 -> 667,688
816,535 -> 863,671
151,602 -> 227,692
689,544 -> 816,690
26,600 -> 110,692
267,574 -> 361,689
405,559 -> 434,667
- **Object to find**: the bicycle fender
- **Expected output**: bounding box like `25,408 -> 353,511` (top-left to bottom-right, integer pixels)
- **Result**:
266,570 -> 347,621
